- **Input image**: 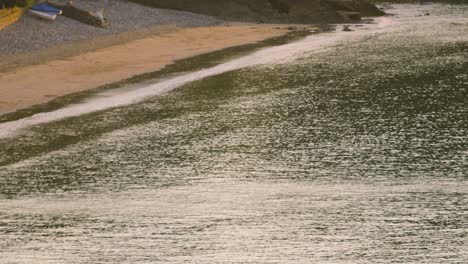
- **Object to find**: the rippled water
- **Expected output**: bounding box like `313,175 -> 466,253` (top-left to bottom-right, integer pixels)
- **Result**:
1,4 -> 467,263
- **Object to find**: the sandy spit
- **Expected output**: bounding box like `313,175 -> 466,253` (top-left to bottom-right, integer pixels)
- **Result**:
0,24 -> 289,114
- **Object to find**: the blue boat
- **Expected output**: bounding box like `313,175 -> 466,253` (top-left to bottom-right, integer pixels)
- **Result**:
30,3 -> 62,15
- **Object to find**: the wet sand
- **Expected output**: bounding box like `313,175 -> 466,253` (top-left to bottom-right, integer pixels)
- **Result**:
0,24 -> 290,114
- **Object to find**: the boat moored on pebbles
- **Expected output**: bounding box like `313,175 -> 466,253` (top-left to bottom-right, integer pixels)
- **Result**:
29,3 -> 62,21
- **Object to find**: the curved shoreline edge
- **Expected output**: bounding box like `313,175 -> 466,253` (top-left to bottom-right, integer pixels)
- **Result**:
0,25 -> 315,123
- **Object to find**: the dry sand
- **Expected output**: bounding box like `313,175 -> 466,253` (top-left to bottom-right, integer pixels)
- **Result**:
0,24 -> 289,114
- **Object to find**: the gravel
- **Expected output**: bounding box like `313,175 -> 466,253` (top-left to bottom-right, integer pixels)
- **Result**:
0,0 -> 222,54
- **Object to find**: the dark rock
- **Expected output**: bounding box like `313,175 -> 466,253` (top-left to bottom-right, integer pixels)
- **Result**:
343,25 -> 353,31
337,11 -> 361,22
128,0 -> 384,24
325,0 -> 385,17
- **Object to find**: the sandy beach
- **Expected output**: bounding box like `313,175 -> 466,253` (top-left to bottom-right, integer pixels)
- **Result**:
0,24 -> 290,114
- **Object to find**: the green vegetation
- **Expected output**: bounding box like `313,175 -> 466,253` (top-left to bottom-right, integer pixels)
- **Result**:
19,0 -> 35,7
370,0 -> 467,4
0,0 -> 35,8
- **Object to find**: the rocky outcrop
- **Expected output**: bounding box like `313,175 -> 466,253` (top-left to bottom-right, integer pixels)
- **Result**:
325,0 -> 383,17
129,0 -> 384,23
337,11 -> 361,22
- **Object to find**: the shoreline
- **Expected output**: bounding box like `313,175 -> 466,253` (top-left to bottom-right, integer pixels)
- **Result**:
0,24 -> 181,73
0,24 -> 301,114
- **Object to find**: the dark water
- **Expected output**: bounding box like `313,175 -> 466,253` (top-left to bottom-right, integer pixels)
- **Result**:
0,4 -> 467,263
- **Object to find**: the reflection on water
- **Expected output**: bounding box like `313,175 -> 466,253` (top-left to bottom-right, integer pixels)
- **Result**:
1,4 -> 467,263
1,182 -> 466,263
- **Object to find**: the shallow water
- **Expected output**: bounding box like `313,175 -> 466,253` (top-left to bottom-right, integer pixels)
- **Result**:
1,4 -> 467,263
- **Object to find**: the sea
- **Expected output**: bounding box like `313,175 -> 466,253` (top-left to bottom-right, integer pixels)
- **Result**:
0,4 -> 467,263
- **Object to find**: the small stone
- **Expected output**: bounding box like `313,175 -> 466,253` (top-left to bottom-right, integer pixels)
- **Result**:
343,25 -> 353,32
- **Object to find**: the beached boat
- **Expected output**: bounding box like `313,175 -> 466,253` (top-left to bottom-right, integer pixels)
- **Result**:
47,2 -> 107,28
29,9 -> 57,20
0,7 -> 23,31
30,3 -> 62,15
29,3 -> 62,21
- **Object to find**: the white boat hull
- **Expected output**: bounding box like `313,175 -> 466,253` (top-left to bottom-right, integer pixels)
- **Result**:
29,10 -> 57,21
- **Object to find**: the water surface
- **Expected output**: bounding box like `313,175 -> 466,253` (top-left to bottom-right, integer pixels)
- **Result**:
0,4 -> 467,263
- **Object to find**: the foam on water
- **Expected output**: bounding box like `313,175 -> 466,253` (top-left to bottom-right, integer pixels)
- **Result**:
0,18 -> 398,138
